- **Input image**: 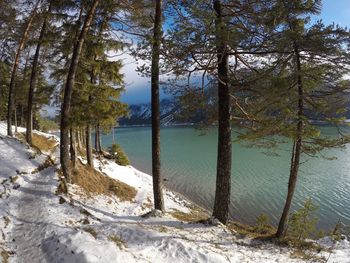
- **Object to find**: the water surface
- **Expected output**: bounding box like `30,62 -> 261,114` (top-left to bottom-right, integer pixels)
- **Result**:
100,126 -> 350,229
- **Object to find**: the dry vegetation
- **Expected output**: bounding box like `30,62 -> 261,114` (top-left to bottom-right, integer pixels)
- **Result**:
170,206 -> 208,223
31,133 -> 57,152
71,161 -> 137,202
0,248 -> 9,263
32,156 -> 55,174
17,132 -> 57,153
108,235 -> 127,250
227,221 -> 276,239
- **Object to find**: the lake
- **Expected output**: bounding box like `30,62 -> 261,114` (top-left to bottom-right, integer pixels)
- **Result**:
100,126 -> 350,230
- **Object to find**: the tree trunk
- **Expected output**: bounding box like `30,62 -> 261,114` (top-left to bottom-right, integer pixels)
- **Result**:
69,128 -> 76,167
86,125 -> 93,167
60,0 -> 100,181
14,106 -> 18,133
95,125 -> 99,152
276,42 -> 304,238
7,0 -> 41,136
26,3 -> 51,145
212,0 -> 232,225
151,0 -> 165,212
112,125 -> 115,144
80,127 -> 85,147
94,123 -> 102,153
20,105 -> 24,127
76,129 -> 81,151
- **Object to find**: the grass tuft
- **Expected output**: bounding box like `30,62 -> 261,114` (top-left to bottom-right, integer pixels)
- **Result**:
71,161 -> 137,202
170,206 -> 208,223
18,132 -> 57,153
227,221 -> 276,239
108,235 -> 127,250
0,248 -> 9,263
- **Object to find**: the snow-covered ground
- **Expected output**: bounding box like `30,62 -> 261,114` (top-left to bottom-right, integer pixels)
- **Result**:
0,122 -> 349,263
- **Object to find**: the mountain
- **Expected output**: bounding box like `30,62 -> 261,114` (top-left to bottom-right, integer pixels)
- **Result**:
119,99 -> 182,126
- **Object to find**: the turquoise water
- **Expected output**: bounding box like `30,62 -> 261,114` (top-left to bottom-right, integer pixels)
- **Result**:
100,126 -> 350,229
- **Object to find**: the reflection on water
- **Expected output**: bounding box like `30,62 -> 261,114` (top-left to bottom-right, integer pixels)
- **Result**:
100,126 -> 350,229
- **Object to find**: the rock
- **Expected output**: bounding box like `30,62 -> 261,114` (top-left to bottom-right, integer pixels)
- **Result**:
59,197 -> 66,204
81,218 -> 90,225
9,175 -> 18,183
12,184 -> 20,190
141,209 -> 164,218
197,216 -> 223,227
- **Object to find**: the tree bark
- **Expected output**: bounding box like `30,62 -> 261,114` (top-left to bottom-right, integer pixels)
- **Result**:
151,0 -> 165,211
86,125 -> 93,167
14,106 -> 18,133
26,3 -> 51,145
20,105 -> 24,127
7,0 -> 41,136
212,0 -> 232,225
276,41 -> 304,238
60,0 -> 100,181
94,122 -> 102,153
69,128 -> 76,167
94,126 -> 97,151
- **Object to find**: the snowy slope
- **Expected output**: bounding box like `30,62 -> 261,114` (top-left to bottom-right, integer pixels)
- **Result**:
0,122 -> 349,263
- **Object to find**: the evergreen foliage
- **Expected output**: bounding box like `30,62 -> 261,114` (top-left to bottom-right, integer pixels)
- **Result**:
108,143 -> 130,166
287,198 -> 319,240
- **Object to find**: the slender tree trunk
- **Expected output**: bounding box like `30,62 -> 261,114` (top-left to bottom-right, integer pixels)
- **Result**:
212,0 -> 232,225
26,3 -> 51,145
69,128 -> 76,167
94,123 -> 102,153
20,105 -> 24,127
76,129 -> 81,151
86,125 -> 93,167
60,0 -> 100,181
112,125 -> 115,144
151,0 -> 164,211
276,42 -> 304,238
7,0 -> 41,136
94,125 -> 99,151
80,127 -> 85,147
14,106 -> 18,133
98,124 -> 102,152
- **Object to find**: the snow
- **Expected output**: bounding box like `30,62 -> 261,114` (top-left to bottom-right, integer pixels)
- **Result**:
0,122 -> 349,263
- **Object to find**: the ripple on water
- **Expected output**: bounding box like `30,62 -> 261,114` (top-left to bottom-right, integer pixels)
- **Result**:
101,126 -> 350,229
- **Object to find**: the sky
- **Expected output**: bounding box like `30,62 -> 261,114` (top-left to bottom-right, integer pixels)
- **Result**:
120,0 -> 350,105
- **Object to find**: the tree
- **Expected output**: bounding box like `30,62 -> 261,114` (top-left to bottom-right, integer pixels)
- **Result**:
26,2 -> 51,145
211,0 -> 232,224
122,0 -> 166,211
7,0 -> 41,136
166,0 -> 274,224
151,0 -> 165,211
235,0 -> 350,237
60,0 -> 100,181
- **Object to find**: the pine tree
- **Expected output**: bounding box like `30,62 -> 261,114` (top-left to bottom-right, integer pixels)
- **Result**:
7,0 -> 41,136
151,0 -> 165,212
166,0 -> 275,224
122,0 -> 166,212
234,0 -> 350,237
26,2 -> 51,145
66,3 -> 127,167
60,0 -> 100,182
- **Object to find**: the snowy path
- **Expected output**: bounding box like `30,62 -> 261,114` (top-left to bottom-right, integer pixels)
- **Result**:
10,166 -> 59,263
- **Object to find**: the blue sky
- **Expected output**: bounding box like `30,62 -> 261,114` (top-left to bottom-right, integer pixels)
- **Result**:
120,0 -> 350,105
320,0 -> 350,27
